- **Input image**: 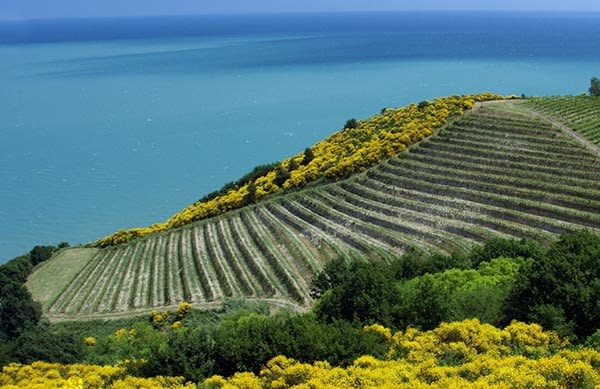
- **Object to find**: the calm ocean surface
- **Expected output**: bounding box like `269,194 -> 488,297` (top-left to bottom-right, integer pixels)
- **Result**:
1,12 -> 600,262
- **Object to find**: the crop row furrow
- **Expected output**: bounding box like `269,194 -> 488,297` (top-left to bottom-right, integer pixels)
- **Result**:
101,242 -> 141,312
133,238 -> 156,309
457,118 -> 558,135
109,240 -> 144,312
203,223 -> 237,297
165,232 -> 179,306
47,249 -> 111,314
215,218 -> 257,296
378,159 -> 600,215
402,152 -> 600,191
245,211 -> 314,295
178,228 -> 202,302
346,178 -> 570,238
265,203 -> 354,257
179,228 -> 207,302
412,145 -> 600,182
386,157 -> 600,204
448,126 -> 582,151
126,238 -> 152,310
191,225 -> 220,301
280,199 -> 372,253
79,245 -> 133,314
419,140 -> 595,172
327,183 -> 515,241
176,231 -> 193,303
239,211 -> 306,303
255,207 -> 323,273
366,169 -> 600,230
298,193 -> 409,252
64,248 -> 121,314
227,215 -> 276,296
151,235 -> 167,307
428,136 -> 597,164
309,189 -> 470,254
459,116 -> 558,135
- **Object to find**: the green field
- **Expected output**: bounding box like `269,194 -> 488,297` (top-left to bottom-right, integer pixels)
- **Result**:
25,248 -> 98,311
525,96 -> 600,145
28,98 -> 600,320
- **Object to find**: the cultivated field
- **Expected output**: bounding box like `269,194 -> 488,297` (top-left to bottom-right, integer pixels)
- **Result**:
525,96 -> 600,146
29,99 -> 600,320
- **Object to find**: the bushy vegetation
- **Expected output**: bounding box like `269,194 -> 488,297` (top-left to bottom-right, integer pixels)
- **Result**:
0,243 -> 77,367
312,232 -> 600,340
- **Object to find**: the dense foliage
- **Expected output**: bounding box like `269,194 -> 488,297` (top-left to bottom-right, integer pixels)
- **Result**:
0,244 -> 80,367
505,230 -> 600,340
98,93 -> 504,246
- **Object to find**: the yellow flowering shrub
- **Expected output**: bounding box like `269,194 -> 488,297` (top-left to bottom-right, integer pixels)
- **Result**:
177,301 -> 193,318
0,361 -> 195,388
84,336 -> 97,347
204,319 -> 600,389
150,310 -> 169,327
98,93 -> 505,247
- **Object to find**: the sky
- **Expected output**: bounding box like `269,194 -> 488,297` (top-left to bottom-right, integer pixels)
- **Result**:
1,0 -> 600,21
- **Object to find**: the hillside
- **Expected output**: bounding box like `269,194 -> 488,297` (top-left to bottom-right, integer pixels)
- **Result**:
27,97 -> 600,320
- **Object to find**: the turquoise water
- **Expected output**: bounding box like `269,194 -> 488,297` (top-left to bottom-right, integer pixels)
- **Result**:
1,12 -> 600,261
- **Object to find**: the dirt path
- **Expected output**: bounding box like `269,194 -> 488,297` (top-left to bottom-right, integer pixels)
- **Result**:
45,297 -> 309,322
509,102 -> 600,158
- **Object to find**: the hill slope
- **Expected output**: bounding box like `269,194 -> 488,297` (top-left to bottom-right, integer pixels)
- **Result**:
27,98 -> 600,320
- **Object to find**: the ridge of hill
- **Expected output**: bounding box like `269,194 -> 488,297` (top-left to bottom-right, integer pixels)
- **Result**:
26,96 -> 600,321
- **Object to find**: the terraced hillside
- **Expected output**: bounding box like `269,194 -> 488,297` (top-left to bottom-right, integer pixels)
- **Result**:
28,99 -> 600,320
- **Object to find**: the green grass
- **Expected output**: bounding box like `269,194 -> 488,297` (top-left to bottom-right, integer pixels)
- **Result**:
26,248 -> 98,311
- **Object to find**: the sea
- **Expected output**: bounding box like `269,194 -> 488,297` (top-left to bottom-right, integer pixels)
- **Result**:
1,11 -> 600,262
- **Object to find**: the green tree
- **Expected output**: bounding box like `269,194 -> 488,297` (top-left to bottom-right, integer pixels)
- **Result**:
0,256 -> 40,342
505,230 -> 600,340
315,260 -> 399,327
274,165 -> 290,187
5,324 -> 84,365
343,118 -> 358,129
395,274 -> 454,330
244,182 -> 256,206
301,147 -> 314,166
29,245 -> 55,266
145,326 -> 215,382
590,77 -> 600,97
468,236 -> 544,267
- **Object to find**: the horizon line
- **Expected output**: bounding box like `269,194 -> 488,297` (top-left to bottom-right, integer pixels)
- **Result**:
2,9 -> 600,23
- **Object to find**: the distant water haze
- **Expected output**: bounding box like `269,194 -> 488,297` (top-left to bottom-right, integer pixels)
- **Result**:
1,12 -> 599,262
